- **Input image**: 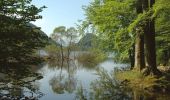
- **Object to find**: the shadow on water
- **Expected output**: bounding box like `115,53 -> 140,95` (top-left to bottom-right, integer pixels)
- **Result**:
0,60 -> 44,100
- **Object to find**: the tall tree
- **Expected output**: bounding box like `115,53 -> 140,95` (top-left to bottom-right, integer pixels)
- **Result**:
134,0 -> 145,70
66,27 -> 78,59
83,0 -> 170,75
142,0 -> 161,75
84,0 -> 136,61
51,26 -> 66,61
51,26 -> 78,60
0,0 -> 48,63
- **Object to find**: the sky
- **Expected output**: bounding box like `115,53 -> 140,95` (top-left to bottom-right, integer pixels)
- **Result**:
32,0 -> 91,36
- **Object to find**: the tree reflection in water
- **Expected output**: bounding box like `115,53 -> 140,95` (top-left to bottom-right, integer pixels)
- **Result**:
76,67 -> 170,100
76,67 -> 132,100
47,55 -> 102,96
49,59 -> 77,94
0,61 -> 44,99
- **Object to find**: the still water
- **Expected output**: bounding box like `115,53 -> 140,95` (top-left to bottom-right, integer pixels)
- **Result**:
38,58 -> 128,100
1,57 -> 170,100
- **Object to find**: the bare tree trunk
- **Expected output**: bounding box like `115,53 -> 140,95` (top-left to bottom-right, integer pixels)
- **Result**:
67,33 -> 73,60
67,47 -> 70,59
60,39 -> 64,62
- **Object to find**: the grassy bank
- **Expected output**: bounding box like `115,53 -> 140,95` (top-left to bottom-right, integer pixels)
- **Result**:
115,70 -> 170,93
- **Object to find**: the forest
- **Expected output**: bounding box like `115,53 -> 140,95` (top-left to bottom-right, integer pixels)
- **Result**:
0,0 -> 170,100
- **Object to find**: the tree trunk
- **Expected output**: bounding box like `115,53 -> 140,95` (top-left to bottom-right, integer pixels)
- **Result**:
129,44 -> 135,70
134,0 -> 145,71
60,39 -> 64,62
143,0 -> 161,75
134,33 -> 145,70
67,46 -> 70,59
67,33 -> 73,60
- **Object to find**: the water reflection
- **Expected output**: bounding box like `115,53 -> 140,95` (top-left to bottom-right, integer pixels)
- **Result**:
2,57 -> 169,100
78,62 -> 98,71
47,59 -> 77,94
36,56 -> 101,100
49,73 -> 77,94
76,68 -> 170,100
0,61 -> 43,99
75,68 -> 132,100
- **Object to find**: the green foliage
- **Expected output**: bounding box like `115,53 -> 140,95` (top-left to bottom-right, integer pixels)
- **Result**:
156,49 -> 169,65
77,49 -> 106,67
51,26 -> 79,47
115,70 -> 143,82
0,18 -> 49,62
0,0 -> 48,62
83,0 -> 136,60
153,0 -> 170,18
83,0 -> 170,65
81,67 -> 132,100
75,84 -> 87,100
75,67 -> 170,100
78,33 -> 97,50
0,0 -> 46,22
90,68 -> 120,100
128,0 -> 170,35
114,28 -> 134,60
155,0 -> 170,65
91,49 -> 107,63
44,44 -> 60,57
53,26 -> 66,35
127,0 -> 170,65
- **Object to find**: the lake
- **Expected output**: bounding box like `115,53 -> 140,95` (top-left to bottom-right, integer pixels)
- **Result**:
37,58 -> 129,100
0,56 -> 170,100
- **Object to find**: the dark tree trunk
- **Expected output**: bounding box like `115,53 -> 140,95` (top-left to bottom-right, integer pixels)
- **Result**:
168,48 -> 170,64
143,0 -> 161,75
134,0 -> 145,71
60,39 -> 64,62
163,50 -> 168,66
67,46 -> 70,60
129,44 -> 135,70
